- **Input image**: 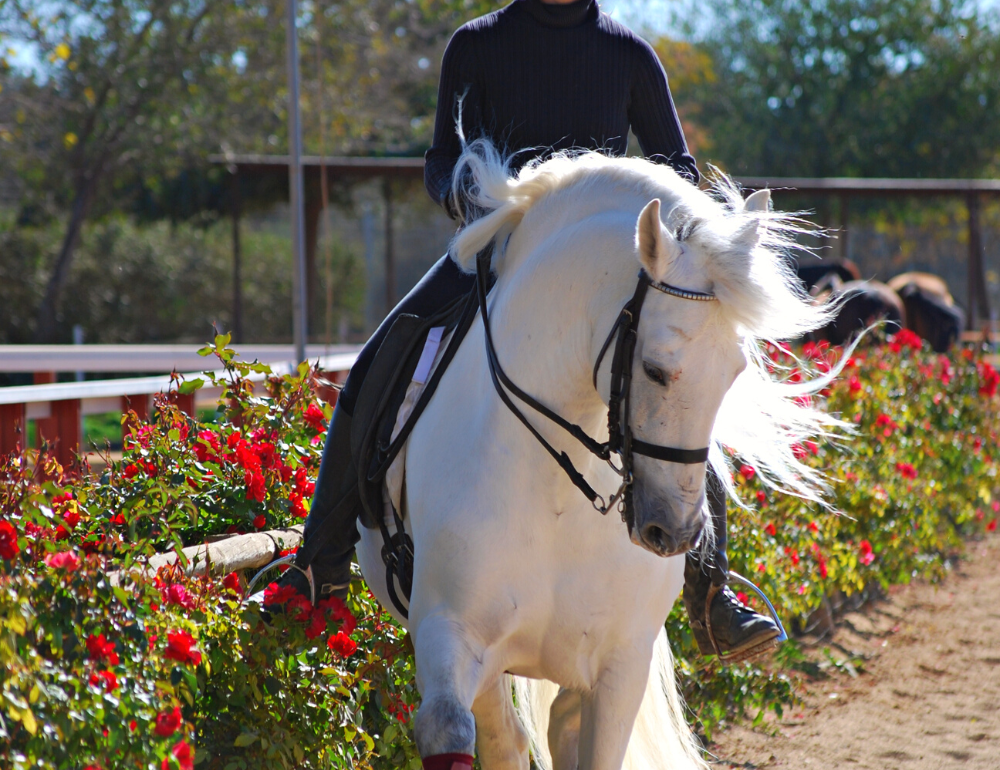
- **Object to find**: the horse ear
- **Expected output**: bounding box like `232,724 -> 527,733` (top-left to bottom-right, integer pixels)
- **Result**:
636,198 -> 680,277
743,189 -> 771,213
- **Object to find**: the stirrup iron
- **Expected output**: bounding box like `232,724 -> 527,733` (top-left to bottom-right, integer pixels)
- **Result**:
704,570 -> 788,664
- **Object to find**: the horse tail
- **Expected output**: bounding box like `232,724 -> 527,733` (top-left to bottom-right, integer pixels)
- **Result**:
512,628 -> 707,770
624,627 -> 707,770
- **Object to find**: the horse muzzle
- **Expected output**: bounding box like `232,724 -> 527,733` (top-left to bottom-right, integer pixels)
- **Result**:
630,483 -> 706,557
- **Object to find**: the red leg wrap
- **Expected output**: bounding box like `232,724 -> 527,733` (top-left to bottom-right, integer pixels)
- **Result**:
422,753 -> 474,770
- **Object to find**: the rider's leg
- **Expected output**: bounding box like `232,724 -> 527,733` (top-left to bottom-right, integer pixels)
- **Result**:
682,467 -> 781,661
277,255 -> 477,602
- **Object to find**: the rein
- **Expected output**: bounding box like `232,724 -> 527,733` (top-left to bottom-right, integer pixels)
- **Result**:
475,249 -> 714,528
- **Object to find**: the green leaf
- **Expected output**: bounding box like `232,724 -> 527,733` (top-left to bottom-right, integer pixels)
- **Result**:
234,732 -> 258,747
178,378 -> 205,395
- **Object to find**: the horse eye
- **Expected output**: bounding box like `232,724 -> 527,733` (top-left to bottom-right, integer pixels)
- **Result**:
643,362 -> 667,386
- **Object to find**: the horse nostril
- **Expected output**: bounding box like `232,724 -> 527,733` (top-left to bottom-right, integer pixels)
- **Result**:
641,523 -> 678,555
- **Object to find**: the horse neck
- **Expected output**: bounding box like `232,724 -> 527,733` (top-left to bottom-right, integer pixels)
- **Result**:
488,210 -> 639,433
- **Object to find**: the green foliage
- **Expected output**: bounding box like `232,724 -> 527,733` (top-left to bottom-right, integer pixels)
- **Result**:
2,332 -> 999,764
0,214 -> 367,344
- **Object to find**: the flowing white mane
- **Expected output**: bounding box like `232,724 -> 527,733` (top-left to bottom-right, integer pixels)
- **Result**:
449,140 -> 848,506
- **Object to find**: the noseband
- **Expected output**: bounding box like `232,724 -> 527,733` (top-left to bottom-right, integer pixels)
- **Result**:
475,250 -> 716,530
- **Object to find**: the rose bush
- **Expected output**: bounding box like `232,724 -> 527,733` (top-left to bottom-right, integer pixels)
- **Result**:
1,331 -> 998,764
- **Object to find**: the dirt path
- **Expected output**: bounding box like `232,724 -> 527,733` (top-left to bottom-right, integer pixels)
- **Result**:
709,535 -> 1000,769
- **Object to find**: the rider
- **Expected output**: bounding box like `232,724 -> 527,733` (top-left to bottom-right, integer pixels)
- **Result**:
278,0 -> 781,662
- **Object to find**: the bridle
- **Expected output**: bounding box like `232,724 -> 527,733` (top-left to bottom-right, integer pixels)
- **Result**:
475,249 -> 717,532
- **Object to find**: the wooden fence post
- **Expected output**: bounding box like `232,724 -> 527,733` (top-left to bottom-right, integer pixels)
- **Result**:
0,403 -> 26,456
50,399 -> 82,466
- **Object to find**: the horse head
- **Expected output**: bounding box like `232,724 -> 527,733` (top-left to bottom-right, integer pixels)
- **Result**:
624,191 -> 770,557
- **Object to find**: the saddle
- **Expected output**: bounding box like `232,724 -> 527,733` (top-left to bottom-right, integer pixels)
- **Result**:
348,286 -> 479,614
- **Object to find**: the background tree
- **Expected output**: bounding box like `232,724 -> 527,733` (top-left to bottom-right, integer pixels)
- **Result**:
668,0 -> 1000,177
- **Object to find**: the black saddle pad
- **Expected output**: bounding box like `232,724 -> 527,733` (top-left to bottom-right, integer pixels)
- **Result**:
350,289 -> 478,529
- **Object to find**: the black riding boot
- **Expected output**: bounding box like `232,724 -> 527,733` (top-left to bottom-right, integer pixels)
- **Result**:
274,401 -> 361,604
682,471 -> 781,663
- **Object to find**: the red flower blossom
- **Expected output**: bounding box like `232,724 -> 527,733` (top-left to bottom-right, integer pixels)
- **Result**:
263,582 -> 299,607
875,414 -> 897,435
808,521 -> 819,533
784,546 -> 800,566
888,328 -> 923,353
304,609 -> 327,639
978,362 -> 1000,398
988,520 -> 998,533
764,522 -> 777,537
163,630 -> 202,666
757,562 -> 766,573
895,462 -> 917,479
0,521 -> 20,559
162,740 -> 194,770
290,492 -> 308,518
756,490 -> 767,505
222,572 -> 241,593
817,555 -> 828,579
804,440 -> 819,456
193,429 -> 221,463
129,719 -> 137,732
245,470 -> 266,503
155,706 -> 183,737
848,375 -> 862,394
327,631 -> 357,657
123,463 -> 140,479
792,443 -> 807,460
86,633 -> 119,666
739,464 -> 755,481
163,584 -> 194,610
45,550 -> 80,572
253,514 -> 267,530
89,669 -> 118,692
303,403 -> 327,432
858,540 -> 875,566
735,591 -> 749,605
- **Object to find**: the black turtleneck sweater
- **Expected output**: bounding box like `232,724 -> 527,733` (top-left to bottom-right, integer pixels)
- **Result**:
424,0 -> 699,211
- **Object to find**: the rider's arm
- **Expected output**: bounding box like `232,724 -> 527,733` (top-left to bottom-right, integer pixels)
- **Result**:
425,28 -> 480,219
628,40 -> 700,185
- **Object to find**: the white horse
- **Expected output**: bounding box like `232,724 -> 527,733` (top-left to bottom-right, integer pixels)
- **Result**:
357,142 -> 836,770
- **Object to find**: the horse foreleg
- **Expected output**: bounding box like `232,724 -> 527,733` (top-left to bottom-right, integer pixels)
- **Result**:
548,687 -> 583,770
577,659 -> 649,770
412,612 -> 483,769
471,674 -> 529,770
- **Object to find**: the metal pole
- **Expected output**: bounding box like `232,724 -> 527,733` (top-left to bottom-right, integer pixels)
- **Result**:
968,192 -> 981,331
286,0 -> 308,364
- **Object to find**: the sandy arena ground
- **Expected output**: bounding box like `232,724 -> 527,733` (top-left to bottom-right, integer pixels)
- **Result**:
709,534 -> 1000,769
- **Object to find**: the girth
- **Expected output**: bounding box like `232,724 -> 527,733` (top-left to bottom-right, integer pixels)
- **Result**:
475,249 -> 715,530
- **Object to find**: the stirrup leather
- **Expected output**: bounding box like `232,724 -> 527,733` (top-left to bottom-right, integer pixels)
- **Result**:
702,571 -> 788,664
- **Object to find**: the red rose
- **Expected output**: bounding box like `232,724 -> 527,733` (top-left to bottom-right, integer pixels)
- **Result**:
988,520 -> 998,533
808,521 -> 819,533
858,540 -> 875,566
327,631 -> 357,657
245,470 -> 266,503
253,514 -> 266,530
123,463 -> 140,479
163,584 -> 194,610
895,462 -> 917,480
303,403 -> 327,432
155,706 -> 183,737
0,521 -> 21,559
848,375 -> 862,394
756,490 -> 767,505
222,572 -> 241,593
86,633 -> 119,665
739,464 -> 755,481
764,522 -> 777,537
163,630 -> 202,666
45,551 -> 80,572
304,609 -> 327,639
735,591 -> 749,605
262,582 -> 299,607
162,740 -> 194,770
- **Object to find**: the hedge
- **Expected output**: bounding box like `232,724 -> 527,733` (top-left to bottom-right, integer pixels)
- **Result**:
1,331 -> 997,767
